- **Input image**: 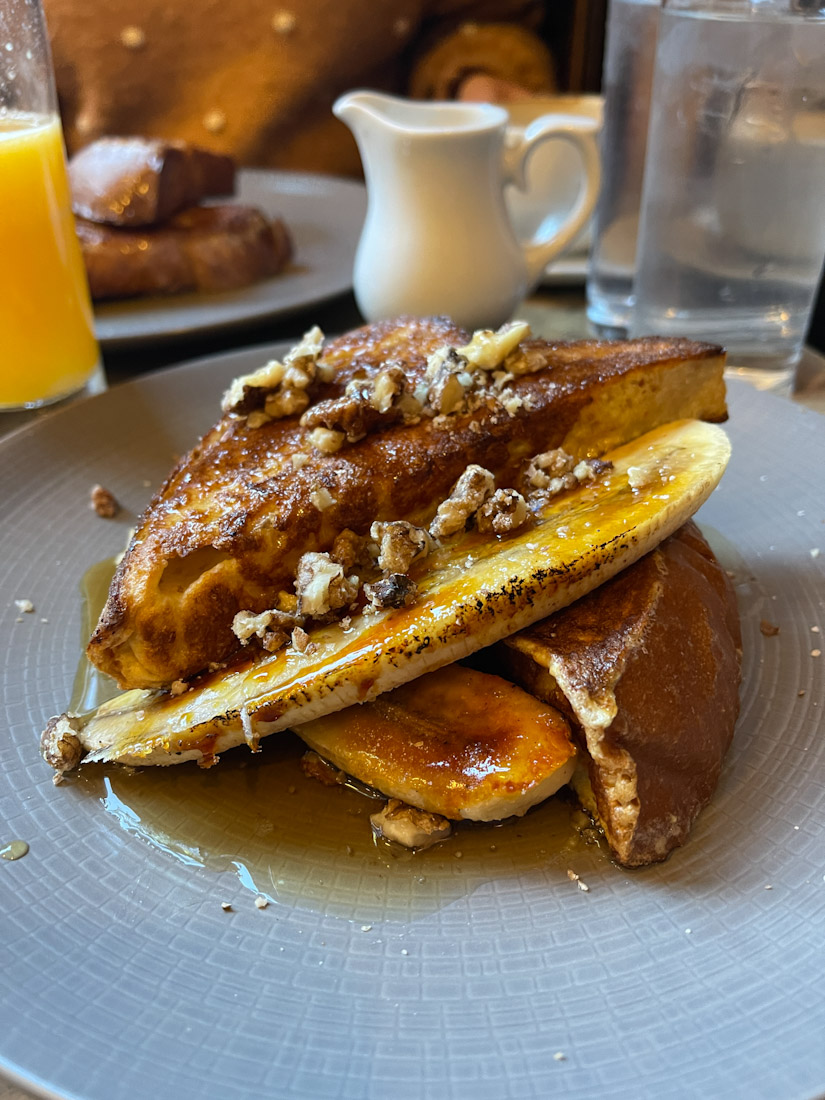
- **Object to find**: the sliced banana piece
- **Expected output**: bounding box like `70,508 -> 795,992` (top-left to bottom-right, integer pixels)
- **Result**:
296,665 -> 577,822
46,419 -> 730,769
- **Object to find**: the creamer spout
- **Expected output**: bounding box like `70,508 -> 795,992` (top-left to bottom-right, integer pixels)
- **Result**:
332,90 -> 391,137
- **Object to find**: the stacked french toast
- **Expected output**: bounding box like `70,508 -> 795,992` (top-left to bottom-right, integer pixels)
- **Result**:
43,318 -> 741,867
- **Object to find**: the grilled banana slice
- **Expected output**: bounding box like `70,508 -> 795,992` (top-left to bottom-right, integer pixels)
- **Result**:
43,418 -> 730,770
296,665 -> 577,821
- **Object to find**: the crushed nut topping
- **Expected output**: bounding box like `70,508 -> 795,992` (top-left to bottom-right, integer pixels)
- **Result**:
370,520 -> 432,574
41,714 -> 83,773
524,448 -> 576,490
454,320 -> 531,371
524,451 -> 613,505
221,326 -> 325,417
363,572 -> 417,612
308,427 -> 346,454
370,799 -> 452,849
301,751 -> 346,787
475,488 -> 529,535
291,625 -> 318,654
429,464 -> 495,539
90,483 -> 119,517
576,457 -> 613,481
232,609 -> 295,652
363,572 -> 415,616
424,345 -> 475,415
294,552 -> 359,618
330,528 -> 367,573
301,365 -> 420,449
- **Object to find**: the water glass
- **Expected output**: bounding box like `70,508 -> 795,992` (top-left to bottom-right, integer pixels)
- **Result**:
1,0 -> 102,412
629,0 -> 825,395
585,0 -> 660,334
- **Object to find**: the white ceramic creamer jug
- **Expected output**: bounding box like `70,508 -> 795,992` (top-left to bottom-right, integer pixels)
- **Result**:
333,90 -> 600,331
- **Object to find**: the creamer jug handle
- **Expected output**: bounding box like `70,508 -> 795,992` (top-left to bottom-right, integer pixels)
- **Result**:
503,115 -> 601,286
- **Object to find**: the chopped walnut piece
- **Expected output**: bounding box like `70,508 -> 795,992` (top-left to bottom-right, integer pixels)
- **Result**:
524,451 -> 613,506
41,714 -> 84,773
232,609 -> 295,652
308,427 -> 346,454
294,552 -> 359,618
573,457 -> 614,482
221,326 -> 325,416
370,799 -> 452,849
430,464 -> 496,539
301,365 -> 418,448
291,625 -> 318,654
331,528 -> 367,573
454,320 -> 531,371
424,346 -> 475,415
370,520 -> 432,574
760,620 -> 780,637
263,387 -> 310,420
246,409 -> 272,430
301,751 -> 347,787
524,448 -> 576,490
363,573 -> 417,612
475,488 -> 529,535
90,483 -> 119,518
427,368 -> 467,416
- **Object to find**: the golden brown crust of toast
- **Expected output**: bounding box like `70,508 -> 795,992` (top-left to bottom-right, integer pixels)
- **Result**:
88,318 -> 728,690
497,522 -> 742,867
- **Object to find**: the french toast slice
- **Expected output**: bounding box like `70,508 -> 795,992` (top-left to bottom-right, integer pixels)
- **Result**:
495,522 -> 742,866
46,419 -> 731,770
87,318 -> 727,691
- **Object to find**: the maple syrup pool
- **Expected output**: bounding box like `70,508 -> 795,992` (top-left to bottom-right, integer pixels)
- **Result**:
63,557 -> 606,919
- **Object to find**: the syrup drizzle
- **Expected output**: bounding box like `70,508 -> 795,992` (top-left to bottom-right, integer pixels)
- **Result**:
70,558 -> 606,921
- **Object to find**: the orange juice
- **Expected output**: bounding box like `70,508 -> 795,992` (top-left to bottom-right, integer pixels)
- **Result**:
0,113 -> 99,408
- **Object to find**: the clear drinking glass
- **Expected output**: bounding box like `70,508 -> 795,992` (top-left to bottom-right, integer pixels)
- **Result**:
585,0 -> 660,334
629,0 -> 825,395
0,0 -> 102,412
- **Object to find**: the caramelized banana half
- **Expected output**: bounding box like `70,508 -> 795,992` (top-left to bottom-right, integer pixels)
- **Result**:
43,419 -> 730,770
297,665 -> 577,822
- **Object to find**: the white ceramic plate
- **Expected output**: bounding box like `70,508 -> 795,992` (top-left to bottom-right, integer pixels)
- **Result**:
92,172 -> 366,349
1,347 -> 824,1100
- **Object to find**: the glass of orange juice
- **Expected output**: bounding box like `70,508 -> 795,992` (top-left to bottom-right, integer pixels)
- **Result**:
1,0 -> 103,411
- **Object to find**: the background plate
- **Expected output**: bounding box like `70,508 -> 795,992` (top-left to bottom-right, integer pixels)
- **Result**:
93,172 -> 366,349
1,346 -> 824,1100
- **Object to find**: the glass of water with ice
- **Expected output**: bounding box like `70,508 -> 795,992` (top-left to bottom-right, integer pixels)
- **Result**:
629,0 -> 825,395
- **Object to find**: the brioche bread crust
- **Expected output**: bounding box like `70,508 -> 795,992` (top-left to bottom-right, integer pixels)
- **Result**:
499,522 -> 742,867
